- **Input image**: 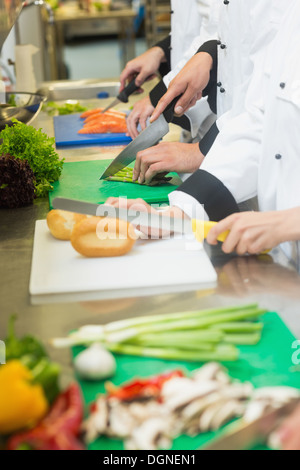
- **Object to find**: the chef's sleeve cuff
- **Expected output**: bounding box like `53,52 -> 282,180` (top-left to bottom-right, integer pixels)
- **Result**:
154,35 -> 171,76
169,190 -> 207,221
172,169 -> 240,221
149,80 -> 191,132
196,40 -> 218,114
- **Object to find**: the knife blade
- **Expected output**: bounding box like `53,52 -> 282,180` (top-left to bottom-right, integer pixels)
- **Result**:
101,78 -> 141,114
52,197 -> 229,242
201,399 -> 300,450
99,96 -> 182,180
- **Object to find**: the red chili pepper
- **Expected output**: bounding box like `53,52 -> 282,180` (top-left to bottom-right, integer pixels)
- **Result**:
7,383 -> 85,450
106,370 -> 184,402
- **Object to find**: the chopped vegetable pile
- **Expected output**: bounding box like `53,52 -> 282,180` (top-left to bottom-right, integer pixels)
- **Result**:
0,154 -> 36,208
105,166 -> 172,186
43,101 -> 87,116
0,119 -> 64,197
52,303 -> 266,362
78,107 -> 127,134
82,363 -> 300,450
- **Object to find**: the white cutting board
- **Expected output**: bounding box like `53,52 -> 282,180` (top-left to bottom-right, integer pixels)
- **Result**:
29,220 -> 217,302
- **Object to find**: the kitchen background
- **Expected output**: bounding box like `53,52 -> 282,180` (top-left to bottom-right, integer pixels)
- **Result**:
0,0 -> 172,90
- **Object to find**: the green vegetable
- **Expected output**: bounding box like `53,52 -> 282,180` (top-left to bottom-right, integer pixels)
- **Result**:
51,304 -> 266,363
105,167 -> 172,186
108,343 -> 240,362
5,315 -> 47,361
7,94 -> 17,107
5,316 -> 61,403
0,119 -> 64,197
44,101 -> 87,116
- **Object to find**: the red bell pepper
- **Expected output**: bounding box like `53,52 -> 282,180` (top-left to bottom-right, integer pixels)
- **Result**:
106,370 -> 184,402
7,383 -> 85,450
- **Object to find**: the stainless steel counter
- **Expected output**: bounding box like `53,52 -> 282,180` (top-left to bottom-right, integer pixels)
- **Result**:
1,88 -> 300,385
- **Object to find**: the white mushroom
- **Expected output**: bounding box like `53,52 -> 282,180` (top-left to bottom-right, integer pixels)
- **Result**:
210,400 -> 246,431
126,417 -> 172,450
163,381 -> 219,412
192,363 -> 226,383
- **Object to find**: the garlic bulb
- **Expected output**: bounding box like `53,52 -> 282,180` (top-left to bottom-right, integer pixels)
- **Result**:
74,343 -> 116,381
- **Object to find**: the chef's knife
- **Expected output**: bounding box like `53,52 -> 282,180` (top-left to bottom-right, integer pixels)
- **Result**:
52,197 -> 229,243
99,96 -> 182,180
201,399 -> 300,450
101,78 -> 143,114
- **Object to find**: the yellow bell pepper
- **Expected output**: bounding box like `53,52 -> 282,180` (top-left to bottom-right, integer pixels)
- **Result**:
0,360 -> 49,435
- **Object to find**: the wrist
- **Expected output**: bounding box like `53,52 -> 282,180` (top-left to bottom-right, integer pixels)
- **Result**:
197,52 -> 213,71
151,46 -> 167,64
190,146 -> 205,172
281,207 -> 300,242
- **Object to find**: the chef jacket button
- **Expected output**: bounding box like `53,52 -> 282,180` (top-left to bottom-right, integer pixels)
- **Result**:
220,88 -> 226,94
224,0 -> 230,4
217,40 -> 222,46
220,44 -> 227,50
217,82 -> 222,87
170,10 -> 174,14
280,82 -> 286,89
275,154 -> 282,160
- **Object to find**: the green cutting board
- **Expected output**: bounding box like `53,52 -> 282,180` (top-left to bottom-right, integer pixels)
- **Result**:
49,160 -> 182,208
72,312 -> 300,450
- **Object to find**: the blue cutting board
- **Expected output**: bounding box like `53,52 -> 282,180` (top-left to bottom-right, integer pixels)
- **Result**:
53,113 -> 132,147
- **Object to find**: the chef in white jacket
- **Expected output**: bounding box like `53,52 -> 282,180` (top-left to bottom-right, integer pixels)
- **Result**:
121,0 -> 217,141
106,0 -> 300,260
171,0 -> 300,259
134,0 -> 285,185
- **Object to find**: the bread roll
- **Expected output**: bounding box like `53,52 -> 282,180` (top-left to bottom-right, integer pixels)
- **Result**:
71,216 -> 136,257
47,209 -> 87,240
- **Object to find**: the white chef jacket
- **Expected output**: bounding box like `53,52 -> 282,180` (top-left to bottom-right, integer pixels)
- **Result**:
163,0 -> 219,139
216,0 -> 287,128
170,0 -> 300,258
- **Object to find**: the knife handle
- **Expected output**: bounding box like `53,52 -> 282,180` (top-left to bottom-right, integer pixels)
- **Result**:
192,220 -> 229,243
117,78 -> 140,103
163,94 -> 183,123
192,220 -> 271,254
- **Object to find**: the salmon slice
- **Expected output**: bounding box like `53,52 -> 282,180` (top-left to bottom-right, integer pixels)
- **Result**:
83,114 -> 126,125
80,108 -> 126,119
78,121 -> 128,134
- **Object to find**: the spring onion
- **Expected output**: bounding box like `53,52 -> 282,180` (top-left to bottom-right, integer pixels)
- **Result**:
51,304 -> 266,363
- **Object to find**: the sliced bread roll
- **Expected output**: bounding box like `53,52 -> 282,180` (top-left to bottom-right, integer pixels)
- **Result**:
70,216 -> 136,257
47,209 -> 87,240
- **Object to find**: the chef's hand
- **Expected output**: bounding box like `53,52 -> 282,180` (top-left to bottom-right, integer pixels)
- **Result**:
206,210 -> 294,256
132,142 -> 204,184
126,96 -> 155,139
119,47 -> 166,92
269,405 -> 300,450
150,52 -> 213,123
105,197 -> 187,238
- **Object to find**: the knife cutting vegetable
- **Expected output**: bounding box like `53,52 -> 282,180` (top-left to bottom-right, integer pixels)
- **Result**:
99,95 -> 183,180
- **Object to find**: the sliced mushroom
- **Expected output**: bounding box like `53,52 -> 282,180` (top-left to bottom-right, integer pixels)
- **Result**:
221,383 -> 253,400
251,387 -> 300,403
243,401 -> 271,423
210,400 -> 246,431
81,396 -> 109,443
192,363 -> 226,383
126,417 -> 172,450
198,399 -> 229,432
108,402 -> 139,438
163,381 -> 219,412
